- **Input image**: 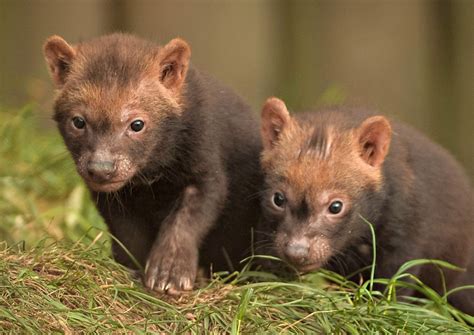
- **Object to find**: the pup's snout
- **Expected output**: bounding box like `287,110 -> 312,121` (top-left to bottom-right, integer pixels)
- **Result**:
87,160 -> 116,182
284,238 -> 310,265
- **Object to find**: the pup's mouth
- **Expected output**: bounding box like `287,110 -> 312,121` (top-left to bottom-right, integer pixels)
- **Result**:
86,179 -> 128,193
279,251 -> 326,273
294,261 -> 324,273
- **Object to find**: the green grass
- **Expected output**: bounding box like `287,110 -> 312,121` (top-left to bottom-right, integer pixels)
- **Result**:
0,105 -> 106,245
1,105 -> 473,333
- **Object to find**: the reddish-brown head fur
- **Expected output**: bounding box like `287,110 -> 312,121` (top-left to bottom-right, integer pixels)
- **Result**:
43,33 -> 192,192
260,97 -> 392,272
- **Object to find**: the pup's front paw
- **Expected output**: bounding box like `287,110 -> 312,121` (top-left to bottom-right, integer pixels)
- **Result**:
144,242 -> 197,296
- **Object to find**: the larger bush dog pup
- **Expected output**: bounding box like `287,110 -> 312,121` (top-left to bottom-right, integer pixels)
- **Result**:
43,33 -> 262,295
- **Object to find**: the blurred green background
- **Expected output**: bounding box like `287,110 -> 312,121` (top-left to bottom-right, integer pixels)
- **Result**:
0,0 -> 473,180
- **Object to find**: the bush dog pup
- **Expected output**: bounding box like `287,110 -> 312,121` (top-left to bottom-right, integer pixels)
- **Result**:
258,97 -> 474,314
43,33 -> 262,295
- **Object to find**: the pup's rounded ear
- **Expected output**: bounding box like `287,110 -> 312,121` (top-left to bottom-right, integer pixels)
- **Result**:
261,97 -> 291,150
43,35 -> 76,87
357,115 -> 392,168
158,38 -> 191,95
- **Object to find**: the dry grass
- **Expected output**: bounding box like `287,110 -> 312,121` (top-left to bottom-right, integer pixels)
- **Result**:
2,240 -> 472,334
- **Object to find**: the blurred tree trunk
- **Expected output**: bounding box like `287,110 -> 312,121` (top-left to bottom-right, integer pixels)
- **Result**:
452,1 -> 474,179
278,1 -> 432,123
425,0 -> 473,179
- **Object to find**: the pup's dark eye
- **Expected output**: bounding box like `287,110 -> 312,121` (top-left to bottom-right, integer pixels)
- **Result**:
72,116 -> 86,129
328,200 -> 343,214
272,192 -> 286,208
130,120 -> 145,132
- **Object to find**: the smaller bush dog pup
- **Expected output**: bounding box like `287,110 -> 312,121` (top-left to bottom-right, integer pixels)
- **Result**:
43,33 -> 262,295
258,97 -> 474,314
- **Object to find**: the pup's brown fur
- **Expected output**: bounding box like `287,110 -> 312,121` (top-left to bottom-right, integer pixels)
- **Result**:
259,97 -> 474,314
43,33 -> 262,295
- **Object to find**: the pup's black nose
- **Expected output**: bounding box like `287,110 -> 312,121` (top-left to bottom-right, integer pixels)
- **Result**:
87,160 -> 116,182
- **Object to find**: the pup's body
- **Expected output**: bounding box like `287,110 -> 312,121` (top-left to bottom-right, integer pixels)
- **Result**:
259,98 -> 474,314
43,34 -> 262,294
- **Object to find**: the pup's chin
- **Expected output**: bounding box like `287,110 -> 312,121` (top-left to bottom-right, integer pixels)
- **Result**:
86,179 -> 128,193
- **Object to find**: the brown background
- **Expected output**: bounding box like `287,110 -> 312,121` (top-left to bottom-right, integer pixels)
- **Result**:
0,0 -> 472,179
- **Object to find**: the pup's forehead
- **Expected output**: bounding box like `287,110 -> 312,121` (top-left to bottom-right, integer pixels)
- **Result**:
277,122 -> 353,166
284,150 -> 350,195
57,81 -> 133,121
72,36 -> 159,86
270,121 -> 376,196
57,71 -> 175,125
